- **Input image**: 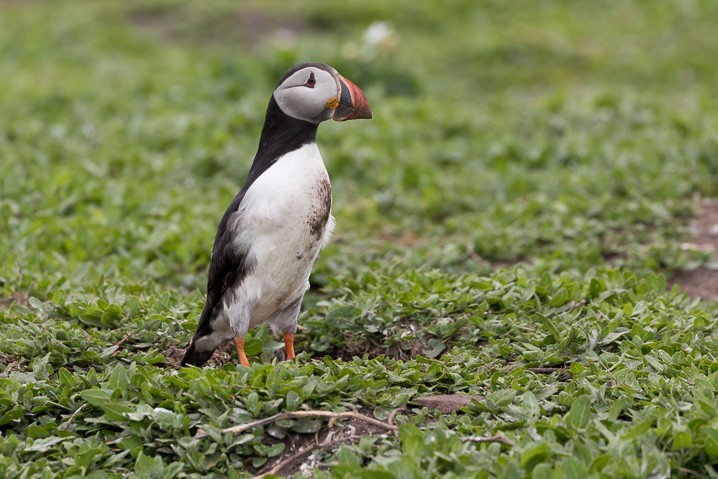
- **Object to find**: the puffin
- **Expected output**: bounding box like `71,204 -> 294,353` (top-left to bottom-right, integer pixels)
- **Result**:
181,63 -> 372,367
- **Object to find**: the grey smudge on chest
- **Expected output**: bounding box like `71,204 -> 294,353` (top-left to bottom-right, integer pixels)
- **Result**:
307,176 -> 332,240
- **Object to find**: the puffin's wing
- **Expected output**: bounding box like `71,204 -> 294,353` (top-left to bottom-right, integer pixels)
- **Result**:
181,191 -> 252,365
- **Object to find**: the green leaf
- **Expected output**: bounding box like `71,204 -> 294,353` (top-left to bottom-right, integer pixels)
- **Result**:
621,418 -> 653,440
538,314 -> 561,340
522,391 -> 541,418
134,452 -> 163,478
79,389 -> 111,407
25,436 -> 67,452
31,354 -> 52,380
521,443 -> 551,470
335,445 -> 362,469
563,457 -> 588,479
588,278 -> 605,298
399,423 -> 424,459
285,390 -> 302,410
290,418 -> 322,434
325,306 -> 358,329
58,368 -> 75,388
565,396 -> 591,429
530,463 -> 553,479
0,407 -> 23,426
487,389 -> 517,409
672,429 -> 693,450
266,442 -> 285,458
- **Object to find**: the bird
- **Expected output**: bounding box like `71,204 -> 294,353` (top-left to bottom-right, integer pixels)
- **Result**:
181,63 -> 372,367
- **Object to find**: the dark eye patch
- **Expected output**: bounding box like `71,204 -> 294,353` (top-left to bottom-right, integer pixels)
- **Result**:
305,72 -> 316,88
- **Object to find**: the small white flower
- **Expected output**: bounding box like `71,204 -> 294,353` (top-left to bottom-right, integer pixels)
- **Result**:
362,21 -> 393,48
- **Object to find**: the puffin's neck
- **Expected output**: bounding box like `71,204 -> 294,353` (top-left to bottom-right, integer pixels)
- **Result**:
244,96 -> 319,189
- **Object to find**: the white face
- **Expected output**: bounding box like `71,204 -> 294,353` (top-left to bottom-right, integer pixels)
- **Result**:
273,66 -> 340,123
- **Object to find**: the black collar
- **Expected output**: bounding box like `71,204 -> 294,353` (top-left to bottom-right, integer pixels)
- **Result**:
242,96 -> 318,192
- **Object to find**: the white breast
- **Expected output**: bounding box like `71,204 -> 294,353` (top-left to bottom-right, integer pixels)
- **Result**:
240,143 -> 328,228
225,143 -> 334,332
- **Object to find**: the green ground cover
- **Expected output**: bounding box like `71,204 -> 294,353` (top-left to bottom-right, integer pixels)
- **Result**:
2,0 -> 718,477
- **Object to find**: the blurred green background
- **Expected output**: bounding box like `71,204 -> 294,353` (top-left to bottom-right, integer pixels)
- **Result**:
2,0 -> 718,291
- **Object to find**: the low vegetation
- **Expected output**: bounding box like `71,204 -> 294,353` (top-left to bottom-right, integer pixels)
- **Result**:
2,0 -> 718,477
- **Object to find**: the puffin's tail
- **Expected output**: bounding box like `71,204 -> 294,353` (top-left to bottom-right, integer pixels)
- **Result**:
181,341 -> 215,367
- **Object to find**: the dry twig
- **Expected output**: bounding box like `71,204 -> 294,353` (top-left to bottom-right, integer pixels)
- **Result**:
566,299 -> 586,312
194,410 -> 397,439
387,407 -> 409,426
677,466 -> 700,476
117,331 -> 135,347
60,404 -> 87,430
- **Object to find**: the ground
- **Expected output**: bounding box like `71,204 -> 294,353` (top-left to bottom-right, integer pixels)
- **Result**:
2,0 -> 718,478
669,200 -> 718,301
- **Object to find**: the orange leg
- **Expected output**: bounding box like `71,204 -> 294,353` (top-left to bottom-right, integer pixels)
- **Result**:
283,332 -> 295,360
234,336 -> 250,367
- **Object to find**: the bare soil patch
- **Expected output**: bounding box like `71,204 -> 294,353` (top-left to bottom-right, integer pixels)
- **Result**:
668,199 -> 718,301
0,291 -> 29,309
412,394 -> 482,414
256,413 -> 391,477
0,351 -> 23,375
127,6 -> 307,49
162,344 -> 232,369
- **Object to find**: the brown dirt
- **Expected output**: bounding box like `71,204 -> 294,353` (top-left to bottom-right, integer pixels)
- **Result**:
291,420 -> 382,476
253,410 -> 393,477
127,6 -> 307,50
668,199 -> 718,301
670,268 -> 718,300
0,0 -> 40,5
162,344 -> 232,369
412,394 -> 482,414
0,351 -> 23,376
0,291 -> 29,309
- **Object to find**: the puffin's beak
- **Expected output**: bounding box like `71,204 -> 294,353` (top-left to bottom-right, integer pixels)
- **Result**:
333,75 -> 372,121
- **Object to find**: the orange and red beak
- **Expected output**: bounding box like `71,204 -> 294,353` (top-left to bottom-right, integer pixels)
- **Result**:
333,75 -> 372,121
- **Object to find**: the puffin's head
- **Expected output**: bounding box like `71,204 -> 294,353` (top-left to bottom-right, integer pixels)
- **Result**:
273,63 -> 372,124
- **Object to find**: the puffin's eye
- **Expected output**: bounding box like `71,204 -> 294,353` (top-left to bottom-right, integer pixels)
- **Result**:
305,72 -> 316,88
